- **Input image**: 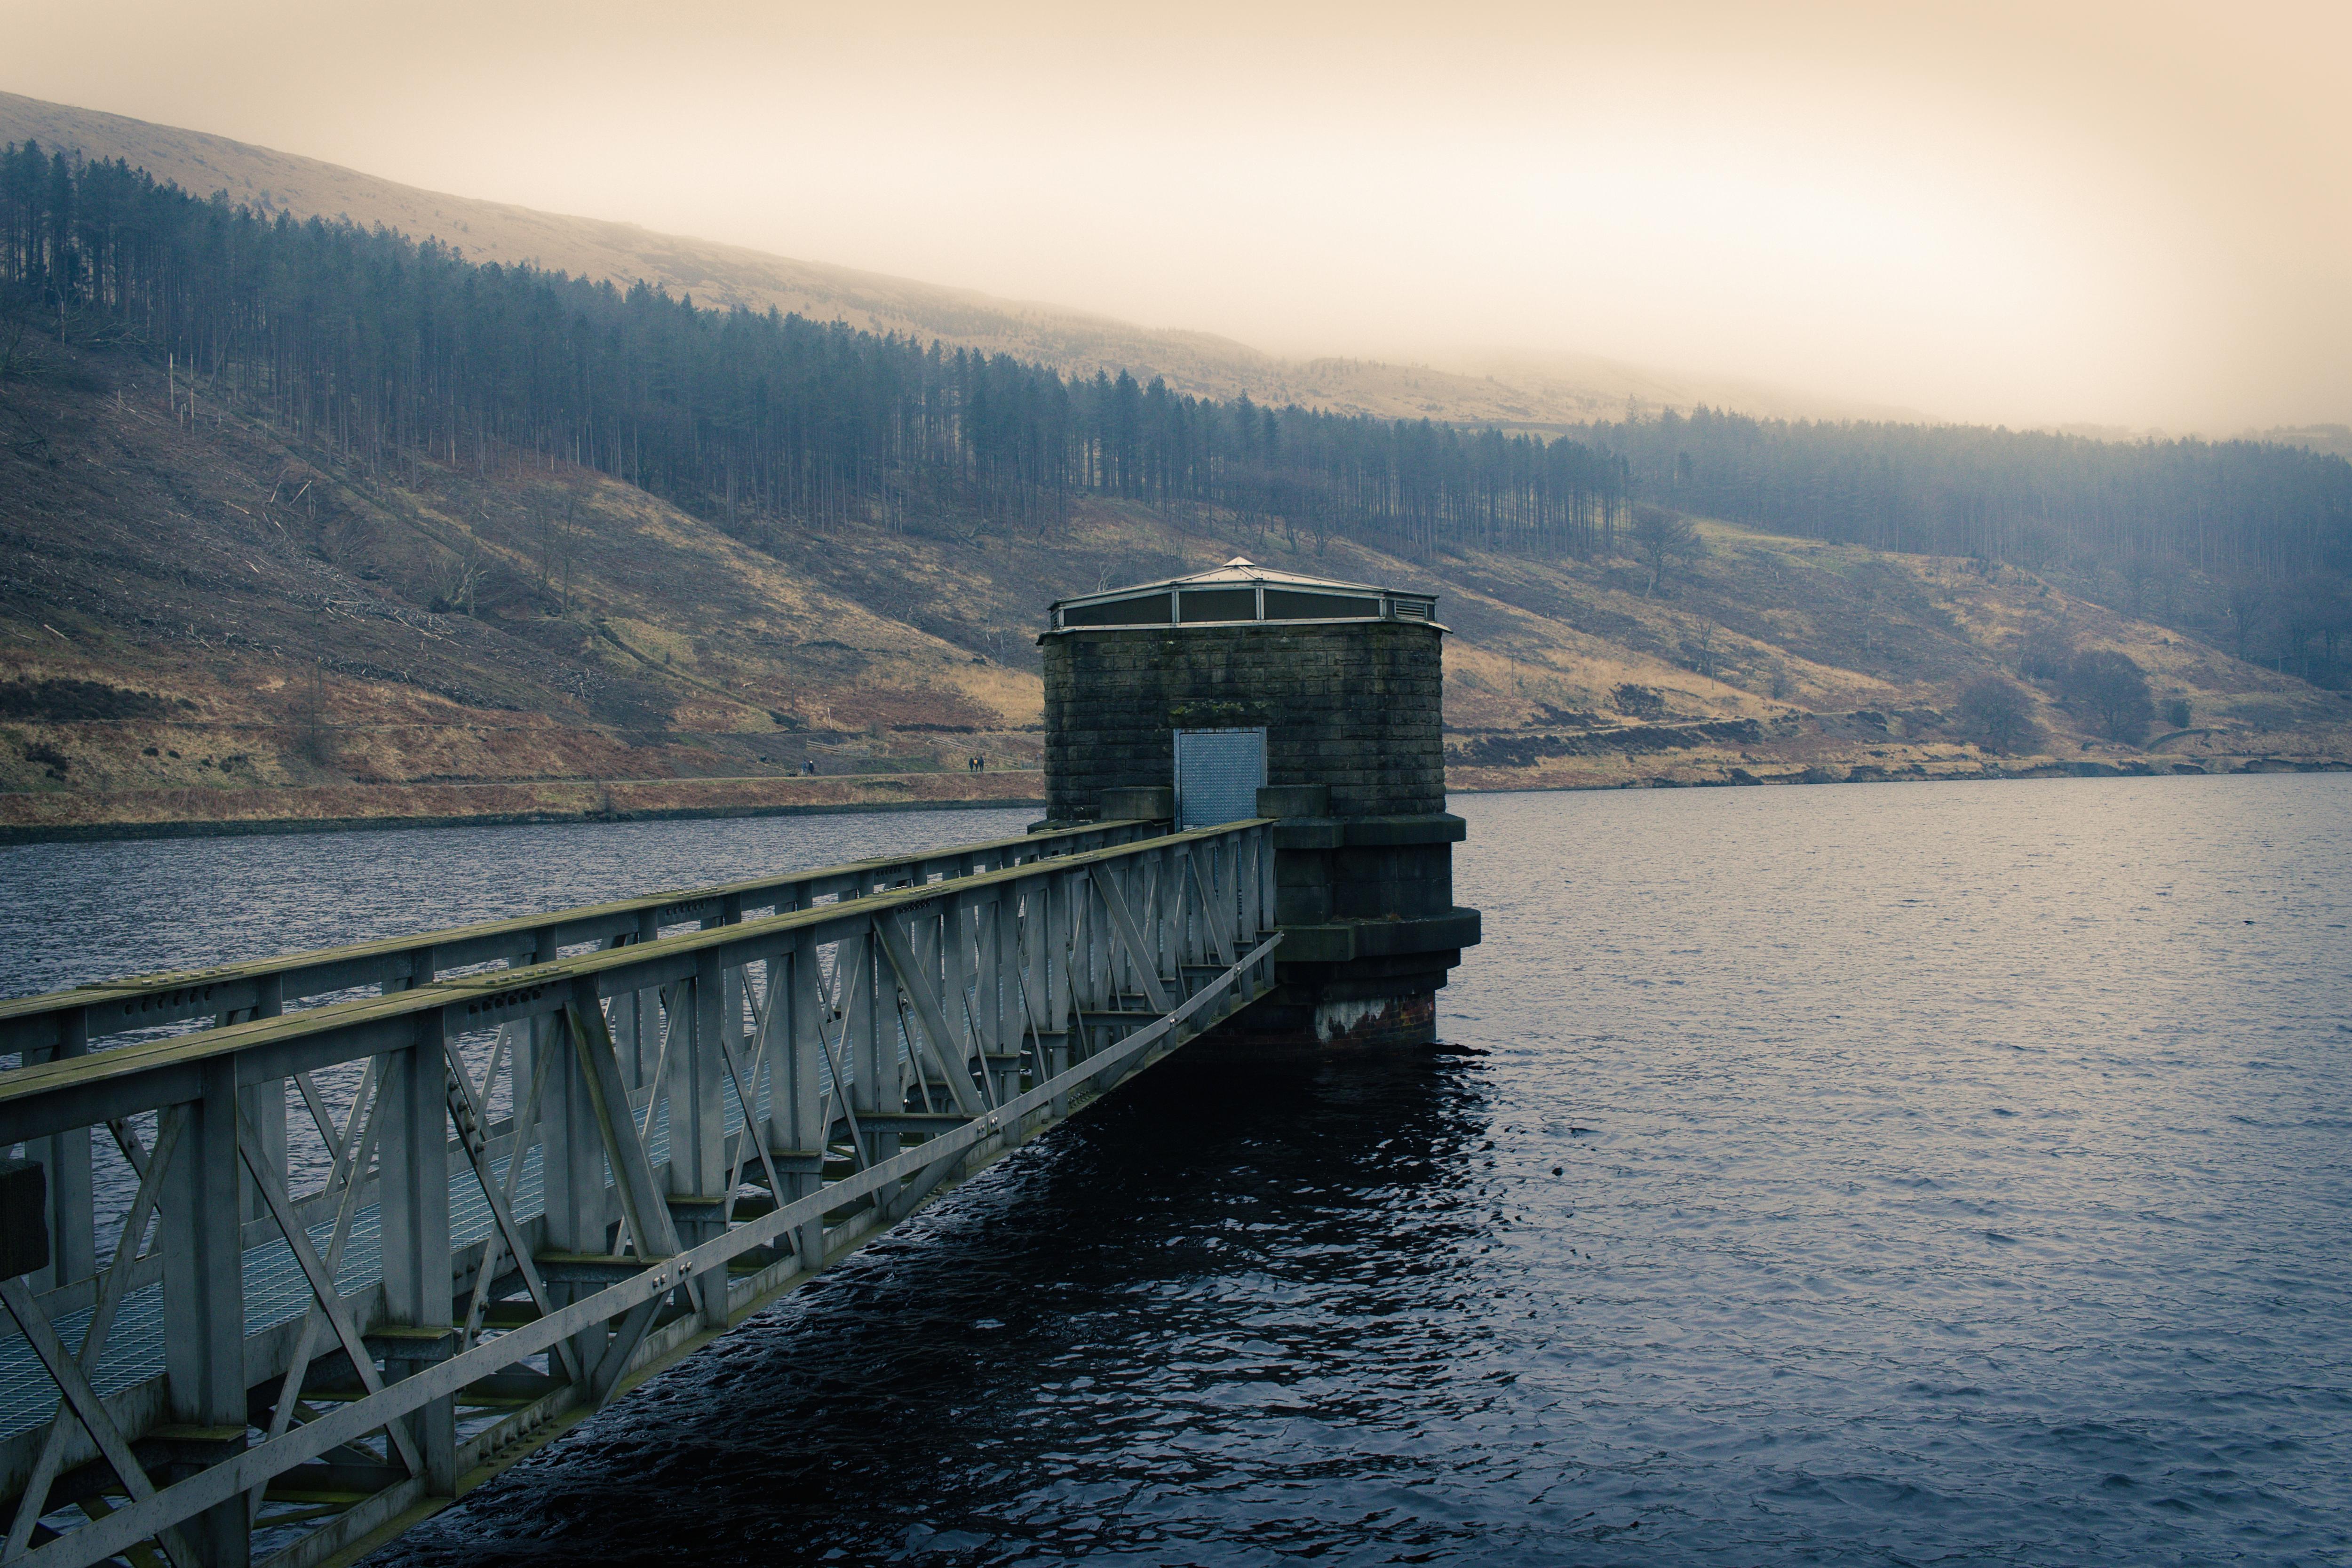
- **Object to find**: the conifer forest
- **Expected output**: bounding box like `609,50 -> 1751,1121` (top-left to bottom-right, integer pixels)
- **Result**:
5,143 -> 2348,675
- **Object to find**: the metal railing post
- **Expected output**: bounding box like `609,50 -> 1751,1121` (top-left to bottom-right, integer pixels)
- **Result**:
233,975 -> 285,1229
1087,873 -> 1111,1037
28,1012 -> 93,1293
679,949 -> 730,1327
160,1057 -> 249,1568
940,893 -> 973,1098
847,933 -> 887,1167
540,989 -> 612,1383
1162,845 -> 1186,977
379,1020 -> 456,1495
786,935 -> 826,1268
1254,826 -> 1274,986
1232,833 -> 1250,979
991,891 -> 1019,1099
617,912 -> 658,1087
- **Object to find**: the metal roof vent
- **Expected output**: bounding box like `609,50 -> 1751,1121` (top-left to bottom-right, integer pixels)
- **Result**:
1047,560 -> 1443,633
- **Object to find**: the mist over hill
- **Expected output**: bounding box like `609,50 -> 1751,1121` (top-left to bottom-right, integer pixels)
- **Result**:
0,91 -> 1916,431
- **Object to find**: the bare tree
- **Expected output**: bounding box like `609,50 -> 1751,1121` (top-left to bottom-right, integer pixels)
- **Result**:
1955,675 -> 2041,755
2280,573 -> 2348,678
1629,504 -> 1705,597
2224,575 -> 2273,661
1683,618 -> 1721,679
534,493 -> 585,614
2017,620 -> 2074,681
2062,651 -> 2155,743
287,663 -> 335,767
0,298 -> 30,386
437,540 -> 486,617
2119,553 -> 2156,619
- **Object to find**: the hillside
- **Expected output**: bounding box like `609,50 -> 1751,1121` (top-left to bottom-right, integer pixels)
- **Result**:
0,91 -> 1902,431
1,324 -> 2343,841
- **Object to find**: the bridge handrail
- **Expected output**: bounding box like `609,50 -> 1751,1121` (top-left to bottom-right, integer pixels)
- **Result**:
0,818 -> 1162,1059
0,820 -> 1273,1145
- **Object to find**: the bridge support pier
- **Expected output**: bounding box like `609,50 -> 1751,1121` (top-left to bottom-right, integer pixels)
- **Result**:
1204,785 -> 1478,1052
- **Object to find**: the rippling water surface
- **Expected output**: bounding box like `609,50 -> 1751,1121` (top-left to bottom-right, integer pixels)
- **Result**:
6,779 -> 2349,1565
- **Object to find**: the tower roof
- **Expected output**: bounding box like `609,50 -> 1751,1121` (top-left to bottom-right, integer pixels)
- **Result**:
1047,557 -> 1440,633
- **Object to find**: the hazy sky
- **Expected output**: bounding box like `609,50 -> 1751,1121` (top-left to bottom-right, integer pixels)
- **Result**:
5,0 -> 2348,431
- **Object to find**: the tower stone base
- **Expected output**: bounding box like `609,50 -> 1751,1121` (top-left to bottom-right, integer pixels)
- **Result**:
1191,981 -> 1439,1058
1189,784 -> 1478,1055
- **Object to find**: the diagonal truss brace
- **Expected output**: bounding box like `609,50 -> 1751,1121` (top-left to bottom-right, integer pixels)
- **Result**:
234,1107 -> 423,1478
0,1277 -> 198,1568
248,1060 -> 386,1522
715,966 -> 785,1223
1092,868 -> 1172,1013
873,915 -> 985,1120
2,1107 -> 189,1565
561,992 -> 683,1267
437,1037 -> 580,1387
809,940 -> 868,1169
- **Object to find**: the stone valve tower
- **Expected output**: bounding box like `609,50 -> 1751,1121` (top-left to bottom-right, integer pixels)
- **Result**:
1039,557 -> 1480,1049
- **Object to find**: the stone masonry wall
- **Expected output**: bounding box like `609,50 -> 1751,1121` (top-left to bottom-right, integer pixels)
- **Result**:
1041,621 -> 1445,820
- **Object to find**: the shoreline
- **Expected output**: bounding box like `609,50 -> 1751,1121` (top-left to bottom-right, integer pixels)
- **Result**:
1447,755 -> 2349,796
0,772 -> 1047,847
1,755 -> 2343,847
0,795 -> 1049,847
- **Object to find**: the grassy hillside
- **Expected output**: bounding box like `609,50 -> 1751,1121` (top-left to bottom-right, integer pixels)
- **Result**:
0,92 -> 1907,432
0,330 -> 1049,832
1,326 -> 2343,839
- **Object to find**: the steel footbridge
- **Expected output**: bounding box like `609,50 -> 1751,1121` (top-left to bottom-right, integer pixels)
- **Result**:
0,815 -> 1278,1568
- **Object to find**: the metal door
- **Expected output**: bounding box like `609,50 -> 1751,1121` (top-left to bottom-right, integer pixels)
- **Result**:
1174,727 -> 1267,830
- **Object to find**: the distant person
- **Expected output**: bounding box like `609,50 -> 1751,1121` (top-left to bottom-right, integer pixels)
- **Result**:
977,754 -> 986,771
802,759 -> 816,776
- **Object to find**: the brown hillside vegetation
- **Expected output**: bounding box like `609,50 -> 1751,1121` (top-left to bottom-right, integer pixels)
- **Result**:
0,326 -> 2344,839
0,331 -> 1046,831
0,91 -> 1909,431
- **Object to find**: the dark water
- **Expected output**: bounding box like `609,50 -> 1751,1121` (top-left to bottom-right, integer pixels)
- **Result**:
0,808 -> 1037,999
7,780 -> 2349,1564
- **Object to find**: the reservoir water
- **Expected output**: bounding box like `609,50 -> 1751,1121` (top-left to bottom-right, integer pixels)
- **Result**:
3,777 -> 2347,1564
